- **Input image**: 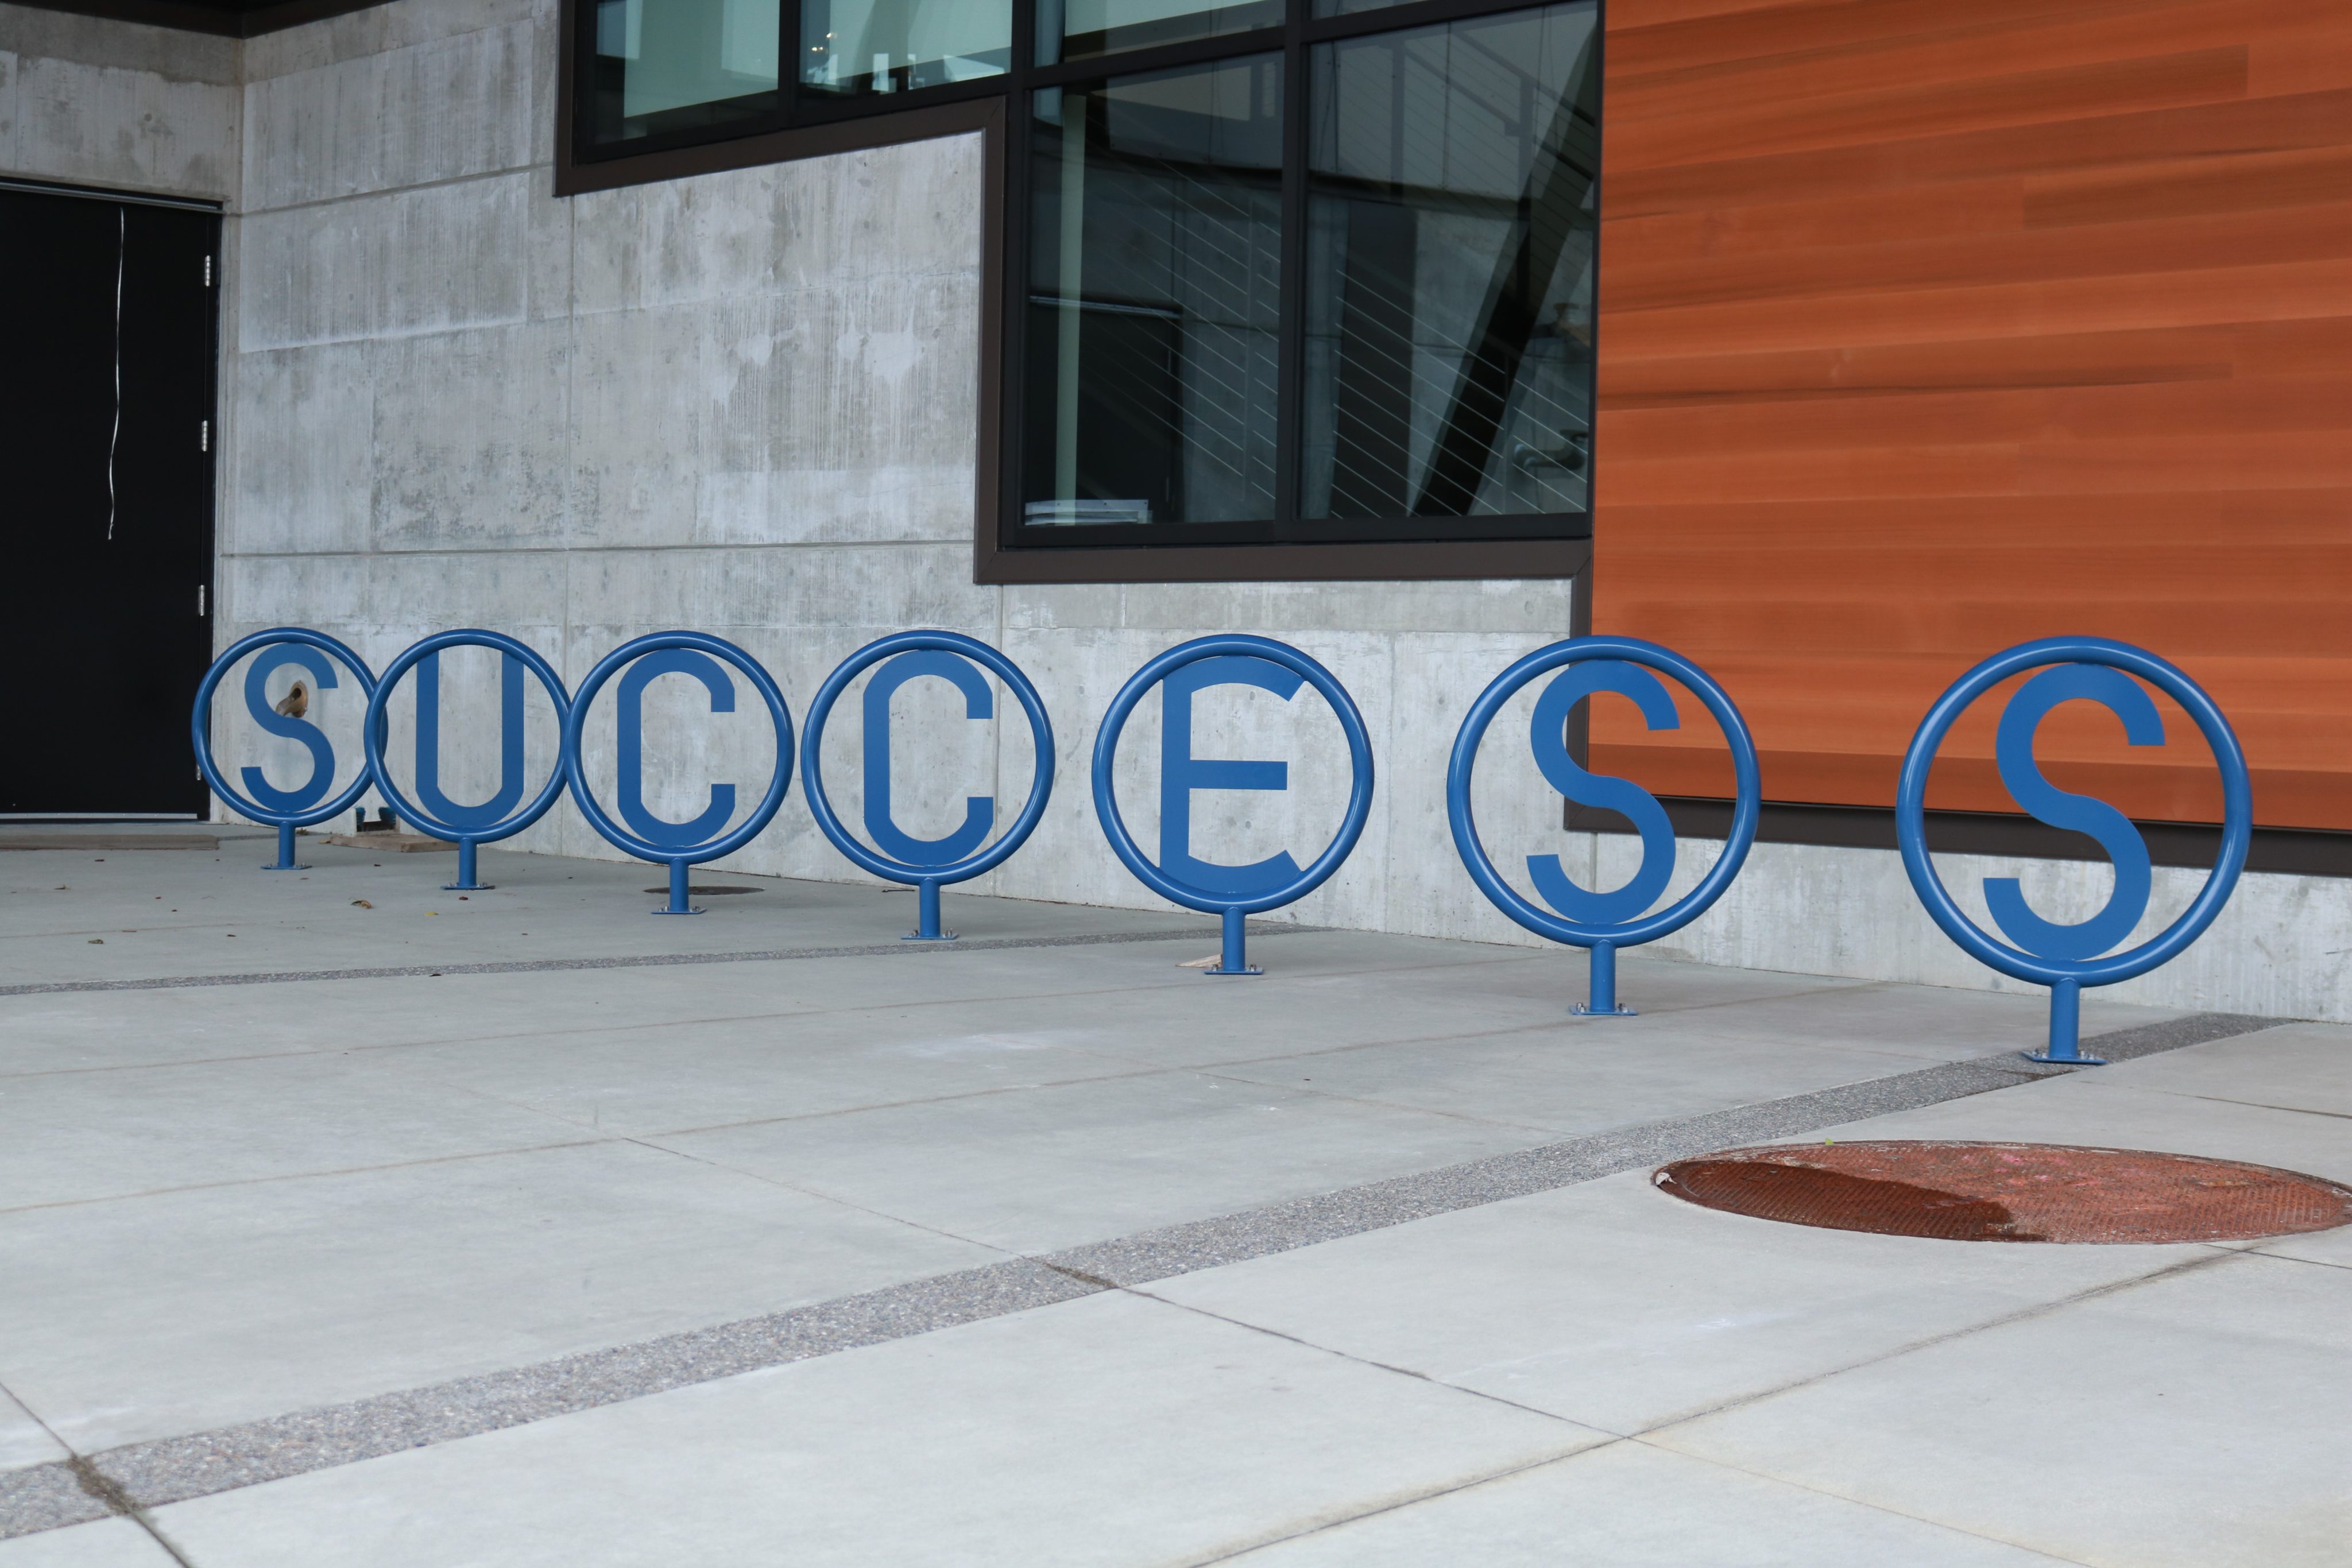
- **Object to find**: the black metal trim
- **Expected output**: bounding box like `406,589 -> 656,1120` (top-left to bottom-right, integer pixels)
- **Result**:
0,176 -> 223,212
556,92 -> 1004,196
1027,28 -> 1287,84
14,0 -> 394,38
1565,796 -> 2352,880
1302,0 -> 1546,42
1276,3 -> 1310,531
974,535 -> 1590,583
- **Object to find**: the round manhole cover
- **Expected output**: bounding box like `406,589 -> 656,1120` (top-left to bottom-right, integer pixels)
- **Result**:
1654,1141 -> 2352,1244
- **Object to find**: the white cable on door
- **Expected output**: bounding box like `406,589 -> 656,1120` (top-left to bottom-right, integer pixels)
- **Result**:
106,205 -> 124,540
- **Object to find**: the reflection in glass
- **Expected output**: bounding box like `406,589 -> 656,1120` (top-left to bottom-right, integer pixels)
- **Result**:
802,0 -> 1011,95
1036,0 -> 1282,67
590,0 -> 783,146
1302,3 -> 1599,520
1023,57 -> 1284,529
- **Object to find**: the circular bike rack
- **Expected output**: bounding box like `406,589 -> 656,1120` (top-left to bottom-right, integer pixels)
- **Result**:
192,627 -> 380,872
365,629 -> 572,893
1896,636 -> 2250,1064
1448,636 -> 1759,1015
1092,634 -> 1373,976
561,631 -> 795,914
800,630 -> 1055,941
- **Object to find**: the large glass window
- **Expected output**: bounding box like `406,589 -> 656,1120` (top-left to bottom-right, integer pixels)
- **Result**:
1023,57 -> 1285,530
1005,0 -> 1600,551
1302,5 -> 1597,521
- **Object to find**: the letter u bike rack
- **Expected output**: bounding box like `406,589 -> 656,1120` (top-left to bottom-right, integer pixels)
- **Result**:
364,629 -> 573,892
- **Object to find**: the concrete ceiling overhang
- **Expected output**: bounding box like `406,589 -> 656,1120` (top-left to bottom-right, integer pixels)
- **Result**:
19,0 -> 396,36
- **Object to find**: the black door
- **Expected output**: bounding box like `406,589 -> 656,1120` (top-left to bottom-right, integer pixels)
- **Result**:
0,186 -> 219,815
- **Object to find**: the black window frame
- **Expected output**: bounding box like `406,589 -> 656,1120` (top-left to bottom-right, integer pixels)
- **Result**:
556,0 -> 1599,584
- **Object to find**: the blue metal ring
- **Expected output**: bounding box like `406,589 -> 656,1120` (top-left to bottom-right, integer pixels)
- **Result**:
800,630 -> 1055,886
191,627 -> 380,830
1090,634 -> 1374,917
561,631 -> 796,868
1895,636 -> 2252,988
1447,636 -> 1761,948
364,629 -> 573,846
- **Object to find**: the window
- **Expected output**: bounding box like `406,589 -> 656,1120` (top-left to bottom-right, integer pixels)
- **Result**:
587,0 -> 787,146
562,0 -> 1599,580
573,0 -> 1016,160
803,0 -> 1012,97
1011,0 -> 1599,553
1023,56 -> 1286,533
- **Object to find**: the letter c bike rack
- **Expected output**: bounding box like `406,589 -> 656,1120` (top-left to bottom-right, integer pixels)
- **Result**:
1448,636 -> 1761,1016
799,630 -> 1057,940
562,631 -> 796,914
1092,634 -> 1374,977
364,629 -> 573,892
1897,636 -> 2252,1064
192,628 -> 381,871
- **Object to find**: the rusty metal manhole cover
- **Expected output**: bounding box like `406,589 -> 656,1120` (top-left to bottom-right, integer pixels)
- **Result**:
1654,1141 -> 2352,1243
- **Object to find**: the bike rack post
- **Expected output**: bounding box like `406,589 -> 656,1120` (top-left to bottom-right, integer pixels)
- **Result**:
800,630 -> 1055,942
561,632 -> 795,914
1447,636 -> 1759,1017
1895,637 -> 2252,1064
363,630 -> 573,892
192,629 -> 381,871
1091,635 -> 1373,977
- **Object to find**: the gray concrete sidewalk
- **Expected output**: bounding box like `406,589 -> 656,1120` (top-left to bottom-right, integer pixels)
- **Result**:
0,832 -> 2342,1565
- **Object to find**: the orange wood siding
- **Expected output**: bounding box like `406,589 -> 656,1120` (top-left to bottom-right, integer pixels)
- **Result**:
1589,0 -> 2352,831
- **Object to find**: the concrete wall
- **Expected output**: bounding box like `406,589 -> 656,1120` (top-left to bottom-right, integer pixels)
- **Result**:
0,2 -> 239,198
1618,837 -> 2352,1029
8,0 -> 2342,1023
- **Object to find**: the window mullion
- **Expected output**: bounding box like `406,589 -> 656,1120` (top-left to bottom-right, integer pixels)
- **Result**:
1274,0 -> 1309,534
1003,0 -> 1036,555
782,0 -> 800,125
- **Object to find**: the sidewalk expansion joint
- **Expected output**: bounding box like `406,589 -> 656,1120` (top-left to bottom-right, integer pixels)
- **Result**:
0,1009 -> 2283,1540
0,923 -> 1328,998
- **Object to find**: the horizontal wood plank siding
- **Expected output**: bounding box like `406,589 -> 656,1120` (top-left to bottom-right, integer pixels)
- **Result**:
1591,0 -> 2352,830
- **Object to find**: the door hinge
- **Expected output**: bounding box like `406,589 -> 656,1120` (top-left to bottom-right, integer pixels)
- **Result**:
199,420 -> 210,452
204,255 -> 214,287
198,584 -> 207,616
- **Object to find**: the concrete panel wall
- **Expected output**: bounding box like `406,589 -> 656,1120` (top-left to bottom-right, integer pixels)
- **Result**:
16,0 -> 2335,1020
0,2 -> 239,199
1635,839 -> 2352,1031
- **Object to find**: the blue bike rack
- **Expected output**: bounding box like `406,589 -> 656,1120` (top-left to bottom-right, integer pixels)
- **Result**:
1092,634 -> 1373,977
561,631 -> 795,914
1897,636 -> 2252,1064
365,630 -> 572,892
192,628 -> 381,871
800,630 -> 1055,941
1448,636 -> 1761,1016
